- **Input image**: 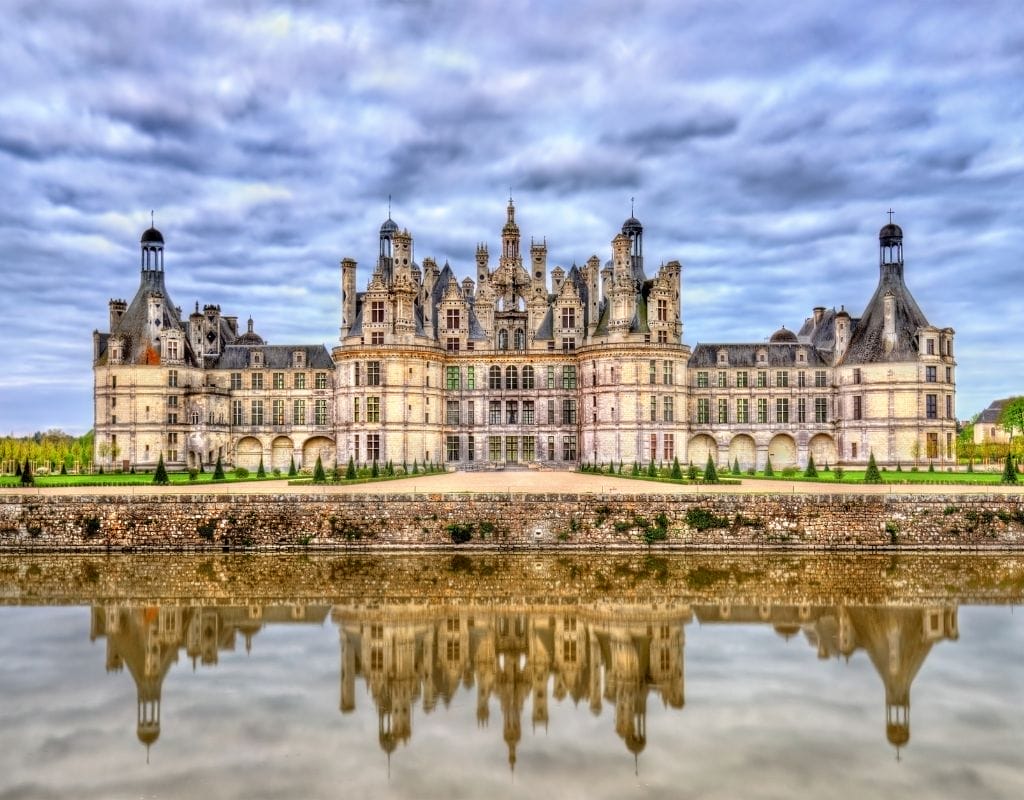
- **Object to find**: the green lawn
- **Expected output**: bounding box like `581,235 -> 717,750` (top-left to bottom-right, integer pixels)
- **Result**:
0,471 -> 285,488
734,468 -> 1009,485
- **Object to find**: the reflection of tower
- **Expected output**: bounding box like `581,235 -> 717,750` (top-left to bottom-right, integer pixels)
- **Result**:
606,627 -> 647,757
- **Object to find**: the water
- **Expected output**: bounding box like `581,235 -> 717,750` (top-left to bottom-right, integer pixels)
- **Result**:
0,553 -> 1021,799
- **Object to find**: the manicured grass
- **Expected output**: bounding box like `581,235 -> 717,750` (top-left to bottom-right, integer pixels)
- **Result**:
0,471 -> 285,488
743,469 -> 1010,485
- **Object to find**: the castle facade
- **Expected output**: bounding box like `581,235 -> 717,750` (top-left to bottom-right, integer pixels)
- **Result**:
93,202 -> 956,471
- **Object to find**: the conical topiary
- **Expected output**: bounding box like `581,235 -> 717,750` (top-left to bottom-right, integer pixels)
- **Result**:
371,459 -> 379,478
20,458 -> 33,486
60,462 -> 67,475
412,459 -> 419,475
257,456 -> 266,478
15,461 -> 22,477
313,455 -> 326,483
213,454 -> 225,481
1001,453 -> 1018,484
804,454 -> 818,478
153,453 -> 169,485
763,456 -> 774,477
345,456 -> 357,480
733,457 -> 740,475
704,454 -> 718,483
671,456 -> 682,480
288,455 -> 297,478
647,461 -> 657,477
864,452 -> 883,484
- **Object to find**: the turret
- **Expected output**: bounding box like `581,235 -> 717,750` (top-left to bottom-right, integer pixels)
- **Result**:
835,307 -> 851,362
109,298 -> 127,330
392,228 -> 413,281
341,258 -> 357,339
500,198 -> 520,266
476,243 -> 490,284
530,238 -> 547,289
622,210 -> 645,282
586,255 -> 601,339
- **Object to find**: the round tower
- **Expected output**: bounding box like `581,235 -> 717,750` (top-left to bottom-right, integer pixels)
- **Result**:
140,216 -> 164,272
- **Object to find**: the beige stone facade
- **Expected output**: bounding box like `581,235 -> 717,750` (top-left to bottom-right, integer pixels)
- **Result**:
93,208 -> 955,471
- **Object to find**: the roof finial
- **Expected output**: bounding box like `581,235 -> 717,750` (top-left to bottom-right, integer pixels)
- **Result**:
387,194 -> 392,219
509,185 -> 513,203
151,210 -> 154,228
631,196 -> 635,216
887,208 -> 895,224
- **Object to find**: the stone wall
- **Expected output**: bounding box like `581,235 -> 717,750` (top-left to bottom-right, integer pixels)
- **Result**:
2,491 -> 1024,551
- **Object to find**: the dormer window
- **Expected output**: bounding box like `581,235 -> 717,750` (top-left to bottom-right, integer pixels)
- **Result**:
292,350 -> 305,368
371,301 -> 385,324
251,350 -> 263,367
446,308 -> 460,330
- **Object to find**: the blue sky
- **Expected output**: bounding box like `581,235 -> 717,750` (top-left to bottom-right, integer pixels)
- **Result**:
1,0 -> 1022,434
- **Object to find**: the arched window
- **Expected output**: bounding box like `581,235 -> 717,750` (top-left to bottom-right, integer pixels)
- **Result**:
498,329 -> 509,350
514,328 -> 526,350
489,365 -> 502,390
506,366 -> 518,390
522,365 -> 535,389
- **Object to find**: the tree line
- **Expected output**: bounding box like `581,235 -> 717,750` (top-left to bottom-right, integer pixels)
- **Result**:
0,430 -> 94,473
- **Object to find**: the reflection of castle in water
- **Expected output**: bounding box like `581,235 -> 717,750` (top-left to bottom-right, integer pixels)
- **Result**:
89,599 -> 958,761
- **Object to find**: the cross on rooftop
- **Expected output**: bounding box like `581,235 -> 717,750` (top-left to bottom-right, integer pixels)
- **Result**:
887,208 -> 895,223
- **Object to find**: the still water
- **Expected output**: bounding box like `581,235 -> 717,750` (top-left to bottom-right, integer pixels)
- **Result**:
0,553 -> 1022,799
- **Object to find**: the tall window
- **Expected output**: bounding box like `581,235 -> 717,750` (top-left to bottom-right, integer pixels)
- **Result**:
757,398 -> 768,423
697,398 -> 710,424
446,308 -> 460,329
316,372 -> 328,389
168,369 -> 178,388
853,368 -> 862,384
232,400 -> 244,426
446,366 -> 460,390
489,365 -> 502,389
926,366 -> 937,382
562,365 -> 577,389
736,371 -> 748,388
814,370 -> 827,387
562,399 -> 577,424
663,360 -> 673,385
367,434 -> 380,462
757,371 -> 767,388
467,435 -> 475,461
274,372 -> 285,389
562,435 -> 577,461
815,397 -> 828,423
522,365 -> 535,389
367,397 -> 380,422
294,373 -> 306,389
489,436 -> 501,461
547,399 -> 555,424
650,361 -> 658,385
366,361 -> 381,386
506,366 -> 518,389
466,366 -> 475,389
514,329 -> 526,350
372,332 -> 384,345
696,371 -> 709,388
505,435 -> 518,463
230,372 -> 242,390
315,399 -> 328,425
251,400 -> 264,425
467,400 -> 475,427
797,371 -> 806,388
498,330 -> 508,350
273,399 -> 285,425
561,307 -> 576,329
926,394 -> 937,419
776,398 -> 789,423
522,435 -> 535,461
717,371 -> 727,388
664,433 -> 674,461
853,396 -> 863,420
506,400 -> 518,424
718,398 -> 728,423
650,395 -> 658,422
353,397 -> 360,423
489,401 -> 501,425
946,395 -> 953,419
562,337 -> 576,352
776,371 -> 788,388
736,398 -> 749,424
797,397 -> 806,423
446,435 -> 460,461
657,298 -> 668,322
663,396 -> 674,422
547,366 -> 555,389
523,400 -> 535,424
447,337 -> 459,352
371,301 -> 385,323
252,372 -> 264,390
293,399 -> 306,425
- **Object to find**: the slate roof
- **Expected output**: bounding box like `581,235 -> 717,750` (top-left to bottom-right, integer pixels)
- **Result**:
977,398 -> 1019,424
101,270 -> 200,366
689,342 -> 830,368
211,344 -> 334,370
842,265 -> 930,364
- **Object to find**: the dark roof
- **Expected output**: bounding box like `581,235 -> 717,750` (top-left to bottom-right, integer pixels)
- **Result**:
843,265 -> 929,364
211,344 -> 333,370
977,398 -> 1019,424
770,326 -> 798,343
622,216 -> 643,236
380,217 -> 398,236
141,226 -> 164,244
689,343 -> 830,368
879,223 -> 903,243
101,269 -> 198,366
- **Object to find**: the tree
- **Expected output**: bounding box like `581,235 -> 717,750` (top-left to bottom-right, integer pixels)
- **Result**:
647,461 -> 657,477
999,397 -> 1024,446
733,457 -> 740,475
371,459 -> 379,478
288,455 -> 297,478
670,456 -> 682,479
20,458 -> 33,486
1001,453 -> 1018,484
14,461 -> 21,478
60,462 -> 67,475
213,454 -> 225,481
257,456 -> 266,478
345,456 -> 357,480
313,455 -> 326,483
153,454 -> 169,485
704,454 -> 718,483
864,452 -> 883,484
763,456 -> 773,477
804,454 -> 818,478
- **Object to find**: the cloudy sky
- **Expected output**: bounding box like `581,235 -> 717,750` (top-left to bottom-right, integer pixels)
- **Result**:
1,0 -> 1021,434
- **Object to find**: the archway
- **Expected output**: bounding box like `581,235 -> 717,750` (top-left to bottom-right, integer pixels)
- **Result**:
302,436 -> 335,471
235,437 -> 262,470
271,436 -> 294,472
768,434 -> 797,469
728,435 -> 756,471
687,434 -> 717,469
808,433 -> 838,468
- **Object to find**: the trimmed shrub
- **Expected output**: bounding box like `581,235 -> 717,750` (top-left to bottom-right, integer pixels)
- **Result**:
1002,453 -> 1018,485
732,457 -> 740,475
346,456 -> 357,480
671,457 -> 682,480
704,455 -> 718,483
153,454 -> 169,485
20,459 -> 33,486
233,466 -> 249,479
371,459 -> 379,478
257,457 -> 266,478
313,455 -> 326,483
763,457 -> 773,477
804,454 -> 818,478
288,456 -> 297,478
213,454 -> 225,481
864,452 -> 882,484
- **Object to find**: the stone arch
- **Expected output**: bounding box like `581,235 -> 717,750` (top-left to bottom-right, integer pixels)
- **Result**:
271,436 -> 294,471
687,434 -> 717,468
808,433 -> 837,468
302,436 -> 335,470
768,433 -> 797,469
728,434 -> 756,471
235,436 -> 263,471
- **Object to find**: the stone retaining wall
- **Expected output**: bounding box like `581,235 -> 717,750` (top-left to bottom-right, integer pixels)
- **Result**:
2,491 -> 1024,550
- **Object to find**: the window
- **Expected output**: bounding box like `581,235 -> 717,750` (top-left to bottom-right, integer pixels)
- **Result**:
718,398 -> 728,423
467,400 -> 475,427
446,366 -> 460,390
489,401 -> 501,425
926,394 -> 937,419
562,435 -> 577,461
314,372 -> 327,389
514,329 -> 526,350
111,376 -> 117,389
561,307 -> 576,329
489,365 -> 502,389
367,433 -> 380,462
367,397 -> 380,422
167,395 -> 178,407
664,433 -> 674,461
506,436 -> 518,462
252,372 -> 264,390
649,434 -> 657,461
717,371 -> 727,388
797,397 -> 806,423
853,368 -> 862,384
447,435 -> 460,461
926,432 -> 939,459
547,366 -> 555,389
371,301 -> 385,323
523,400 -> 534,424
446,308 -> 460,329
447,337 -> 459,352
657,298 -> 668,322
489,436 -> 501,461
696,371 -> 709,388
274,372 -> 285,389
663,396 -> 674,422
232,400 -> 244,426
293,399 -> 306,425
230,372 -> 242,390
250,400 -> 264,425
166,412 -> 177,425
506,366 -> 518,389
815,397 -> 828,423
498,329 -> 508,350
663,360 -> 673,385
851,442 -> 858,459
315,399 -> 328,425
757,398 -> 768,423
353,398 -> 360,423
168,369 -> 179,388
547,399 -> 555,424
797,371 -> 806,388
273,399 -> 285,425
736,371 -> 748,388
466,366 -> 476,389
776,398 -> 789,423
294,372 -> 306,390
562,337 -> 576,352
166,339 -> 179,360
697,398 -> 710,424
562,399 -> 577,424
372,332 -> 384,346
853,396 -> 862,420
367,361 -> 381,386
776,371 -> 788,388
650,395 -> 658,422
945,367 -> 952,383
757,371 -> 767,388
467,435 -> 475,460
522,365 -> 535,389
657,330 -> 668,344
522,435 -> 535,461
815,370 -> 827,388
736,398 -> 749,424
506,400 -> 518,424
946,394 -> 953,419
562,365 -> 577,389
926,366 -> 937,382
926,338 -> 935,355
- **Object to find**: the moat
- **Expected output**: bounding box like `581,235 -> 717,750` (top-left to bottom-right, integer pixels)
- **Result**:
1,552 -> 1022,799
